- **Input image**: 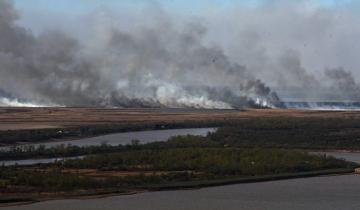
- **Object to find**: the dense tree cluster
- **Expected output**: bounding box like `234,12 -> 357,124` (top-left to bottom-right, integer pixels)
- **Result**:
0,120 -> 226,145
0,147 -> 354,192
64,148 -> 351,175
1,117 -> 360,195
210,118 -> 360,149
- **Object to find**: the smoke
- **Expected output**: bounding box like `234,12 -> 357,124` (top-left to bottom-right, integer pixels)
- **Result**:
0,0 -> 281,108
201,0 -> 360,104
325,68 -> 358,91
324,67 -> 360,100
2,0 -> 360,109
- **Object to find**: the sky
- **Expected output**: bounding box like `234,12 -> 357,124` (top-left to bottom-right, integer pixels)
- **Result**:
13,0 -> 357,34
14,0 -> 257,14
3,0 -> 360,107
13,0 -> 353,15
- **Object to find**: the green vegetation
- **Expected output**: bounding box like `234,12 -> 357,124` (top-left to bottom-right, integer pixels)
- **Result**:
0,148 -> 354,193
1,116 -> 360,203
0,135 -> 218,161
0,121 -> 227,146
3,116 -> 360,161
63,148 -> 353,175
209,118 -> 360,149
2,115 -> 360,152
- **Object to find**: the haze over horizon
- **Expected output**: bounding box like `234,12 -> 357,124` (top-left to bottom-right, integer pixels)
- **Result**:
1,0 -> 360,108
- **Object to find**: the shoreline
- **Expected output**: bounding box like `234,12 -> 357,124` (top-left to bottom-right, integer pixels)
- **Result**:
309,149 -> 360,153
2,143 -> 360,164
2,107 -> 360,147
2,147 -> 359,163
0,126 -> 218,149
0,122 -> 224,148
0,168 -> 355,208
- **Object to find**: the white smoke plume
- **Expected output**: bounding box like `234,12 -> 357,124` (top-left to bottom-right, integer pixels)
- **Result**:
0,97 -> 46,107
0,0 -> 281,108
2,0 -> 360,109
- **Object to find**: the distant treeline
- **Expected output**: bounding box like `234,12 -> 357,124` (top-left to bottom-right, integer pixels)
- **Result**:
0,135 -> 218,160
210,117 -> 360,149
0,120 -> 230,145
3,116 -> 360,148
1,117 -> 359,197
63,148 -> 352,175
0,147 -> 354,192
3,117 -> 360,161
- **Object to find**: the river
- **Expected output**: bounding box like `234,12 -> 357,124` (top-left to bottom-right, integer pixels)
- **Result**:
0,128 -> 216,166
3,172 -> 360,210
17,128 -> 217,148
311,151 -> 360,164
1,129 -> 360,210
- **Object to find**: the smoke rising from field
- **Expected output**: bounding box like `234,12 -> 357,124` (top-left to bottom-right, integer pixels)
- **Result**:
0,0 -> 282,108
1,0 -> 360,109
324,68 -> 360,100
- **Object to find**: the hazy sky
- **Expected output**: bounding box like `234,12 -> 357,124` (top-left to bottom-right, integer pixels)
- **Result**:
2,0 -> 360,107
10,0 -> 360,81
14,0 -> 354,14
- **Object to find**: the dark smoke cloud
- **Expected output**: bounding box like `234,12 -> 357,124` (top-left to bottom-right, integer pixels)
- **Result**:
325,68 -> 360,100
0,0 -> 281,108
3,0 -> 360,109
277,50 -> 320,89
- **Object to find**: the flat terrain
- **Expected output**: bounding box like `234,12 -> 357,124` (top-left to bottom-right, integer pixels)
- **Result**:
6,174 -> 360,210
0,107 -> 359,206
0,107 -> 359,131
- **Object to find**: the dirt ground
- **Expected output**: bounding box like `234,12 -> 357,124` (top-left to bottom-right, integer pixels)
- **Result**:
0,107 -> 359,131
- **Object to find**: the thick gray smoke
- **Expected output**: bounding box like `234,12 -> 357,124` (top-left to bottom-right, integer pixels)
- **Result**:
2,0 -> 360,109
324,68 -> 360,100
200,0 -> 360,106
0,0 -> 281,108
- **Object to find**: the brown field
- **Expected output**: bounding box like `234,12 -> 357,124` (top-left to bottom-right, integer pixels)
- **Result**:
0,107 -> 359,131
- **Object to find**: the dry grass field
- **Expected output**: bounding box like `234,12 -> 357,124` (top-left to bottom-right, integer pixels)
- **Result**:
0,107 -> 359,131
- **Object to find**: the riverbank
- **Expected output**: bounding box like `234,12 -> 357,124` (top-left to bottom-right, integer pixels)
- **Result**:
5,173 -> 360,210
1,147 -> 354,207
2,109 -> 360,208
2,107 -> 360,146
0,168 -> 355,208
0,121 -> 221,147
